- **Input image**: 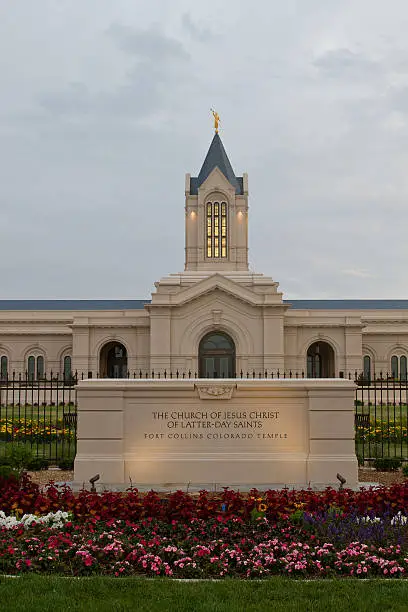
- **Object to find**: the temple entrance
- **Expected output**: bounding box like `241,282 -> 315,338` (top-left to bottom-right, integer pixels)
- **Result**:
99,342 -> 128,378
199,332 -> 236,378
307,341 -> 335,378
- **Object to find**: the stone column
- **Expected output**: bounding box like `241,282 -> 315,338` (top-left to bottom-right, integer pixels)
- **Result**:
74,385 -> 125,485
262,307 -> 286,371
148,307 -> 171,373
306,380 -> 358,487
71,318 -> 91,376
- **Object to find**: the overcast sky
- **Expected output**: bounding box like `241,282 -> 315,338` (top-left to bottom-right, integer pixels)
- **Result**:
1,0 -> 408,299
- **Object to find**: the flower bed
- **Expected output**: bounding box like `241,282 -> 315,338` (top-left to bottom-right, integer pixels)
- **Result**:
1,513 -> 408,577
1,475 -> 408,578
355,421 -> 408,444
0,418 -> 75,443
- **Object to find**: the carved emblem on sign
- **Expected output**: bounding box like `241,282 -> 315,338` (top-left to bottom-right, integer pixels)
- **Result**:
195,384 -> 236,400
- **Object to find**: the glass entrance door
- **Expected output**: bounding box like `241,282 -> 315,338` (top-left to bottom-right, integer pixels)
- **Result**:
105,344 -> 128,378
199,333 -> 235,378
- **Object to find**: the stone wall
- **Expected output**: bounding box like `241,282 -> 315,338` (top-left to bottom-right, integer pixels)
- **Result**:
74,378 -> 358,489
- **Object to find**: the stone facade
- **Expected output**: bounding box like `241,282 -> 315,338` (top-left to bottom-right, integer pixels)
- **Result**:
1,133 -> 408,379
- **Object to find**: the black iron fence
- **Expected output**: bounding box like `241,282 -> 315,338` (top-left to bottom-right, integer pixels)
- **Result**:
0,373 -> 77,466
0,371 -> 407,466
355,374 -> 408,464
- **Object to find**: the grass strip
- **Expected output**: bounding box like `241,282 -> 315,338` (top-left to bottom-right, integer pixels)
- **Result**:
1,576 -> 408,612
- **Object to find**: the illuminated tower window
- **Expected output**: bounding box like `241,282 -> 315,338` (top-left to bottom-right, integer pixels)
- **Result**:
206,201 -> 227,258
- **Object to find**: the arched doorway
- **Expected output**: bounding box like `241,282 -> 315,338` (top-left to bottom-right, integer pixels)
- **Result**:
307,341 -> 335,378
99,342 -> 128,378
199,332 -> 235,378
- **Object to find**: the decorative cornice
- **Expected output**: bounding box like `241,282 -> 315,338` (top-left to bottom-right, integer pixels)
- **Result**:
0,330 -> 71,336
284,322 -> 364,329
0,319 -> 72,325
195,383 -> 236,400
363,319 -> 408,324
69,323 -> 150,329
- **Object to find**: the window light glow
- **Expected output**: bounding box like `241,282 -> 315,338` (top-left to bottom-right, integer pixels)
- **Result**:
206,201 -> 227,258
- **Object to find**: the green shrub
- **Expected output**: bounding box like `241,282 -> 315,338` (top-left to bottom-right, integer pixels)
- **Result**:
373,457 -> 403,472
0,455 -> 12,467
27,457 -> 49,471
58,458 -> 74,471
7,445 -> 33,469
4,444 -> 33,469
289,509 -> 305,525
0,464 -> 18,480
402,464 -> 408,478
357,454 -> 365,467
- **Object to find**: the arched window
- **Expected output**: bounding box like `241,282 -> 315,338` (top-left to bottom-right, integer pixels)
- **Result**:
27,356 -> 35,381
391,355 -> 408,381
363,355 -> 371,382
0,356 -> 8,380
37,356 -> 44,380
206,201 -> 227,258
27,355 -> 45,381
401,356 -> 407,382
63,356 -> 72,381
391,355 -> 399,379
199,332 -> 235,378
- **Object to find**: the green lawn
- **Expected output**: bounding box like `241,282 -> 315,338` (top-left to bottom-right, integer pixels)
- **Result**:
355,403 -> 408,425
355,403 -> 408,460
355,441 -> 408,461
0,404 -> 75,419
1,576 -> 408,612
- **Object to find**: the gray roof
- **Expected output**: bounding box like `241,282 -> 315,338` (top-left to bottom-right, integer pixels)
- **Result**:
0,300 -> 149,311
0,299 -> 408,311
284,299 -> 408,310
190,133 -> 243,195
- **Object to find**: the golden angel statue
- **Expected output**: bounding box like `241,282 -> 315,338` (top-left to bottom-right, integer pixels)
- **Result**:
211,109 -> 220,133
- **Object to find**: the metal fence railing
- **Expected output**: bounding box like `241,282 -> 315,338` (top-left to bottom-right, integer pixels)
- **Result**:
0,373 -> 77,465
354,373 -> 408,464
1,370 -> 407,466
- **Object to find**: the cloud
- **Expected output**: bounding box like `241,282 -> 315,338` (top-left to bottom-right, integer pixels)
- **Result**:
36,24 -> 191,123
341,269 -> 375,279
2,2 -> 408,299
107,23 -> 189,61
313,48 -> 381,79
181,13 -> 214,42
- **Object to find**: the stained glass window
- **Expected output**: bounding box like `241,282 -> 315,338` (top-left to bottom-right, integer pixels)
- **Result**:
206,201 -> 227,258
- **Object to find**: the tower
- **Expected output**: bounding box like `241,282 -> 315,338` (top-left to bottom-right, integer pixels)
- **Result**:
185,133 -> 249,272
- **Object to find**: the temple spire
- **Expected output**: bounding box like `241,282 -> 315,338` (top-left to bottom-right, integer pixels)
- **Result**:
190,133 -> 243,195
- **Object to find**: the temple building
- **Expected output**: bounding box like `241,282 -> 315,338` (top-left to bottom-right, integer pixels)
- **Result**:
1,132 -> 408,381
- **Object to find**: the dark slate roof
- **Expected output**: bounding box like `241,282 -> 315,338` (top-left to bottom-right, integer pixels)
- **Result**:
0,300 -> 149,311
0,299 -> 408,311
285,300 -> 408,310
190,133 -> 243,195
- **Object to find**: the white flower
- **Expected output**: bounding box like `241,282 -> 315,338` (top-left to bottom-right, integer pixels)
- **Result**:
357,516 -> 381,524
391,512 -> 408,526
0,509 -> 71,530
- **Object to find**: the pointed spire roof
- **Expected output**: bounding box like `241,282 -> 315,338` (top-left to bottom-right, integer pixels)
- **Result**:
190,133 -> 243,195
